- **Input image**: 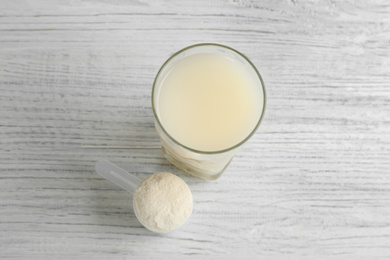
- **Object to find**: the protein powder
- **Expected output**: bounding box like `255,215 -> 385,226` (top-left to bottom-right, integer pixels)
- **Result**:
133,172 -> 193,232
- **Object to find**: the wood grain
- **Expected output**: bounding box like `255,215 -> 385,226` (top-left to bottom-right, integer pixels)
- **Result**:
1,0 -> 390,258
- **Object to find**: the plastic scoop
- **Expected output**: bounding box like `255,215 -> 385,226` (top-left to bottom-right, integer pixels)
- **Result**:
95,160 -> 192,233
95,160 -> 141,194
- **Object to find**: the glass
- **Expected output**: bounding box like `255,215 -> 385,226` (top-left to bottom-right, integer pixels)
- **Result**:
152,43 -> 266,180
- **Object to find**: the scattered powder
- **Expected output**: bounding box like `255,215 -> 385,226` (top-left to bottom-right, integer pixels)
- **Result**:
133,172 -> 193,232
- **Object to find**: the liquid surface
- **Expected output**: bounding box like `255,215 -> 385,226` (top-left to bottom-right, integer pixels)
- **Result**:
157,53 -> 263,152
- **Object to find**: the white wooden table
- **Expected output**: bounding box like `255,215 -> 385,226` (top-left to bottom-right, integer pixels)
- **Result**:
1,0 -> 389,258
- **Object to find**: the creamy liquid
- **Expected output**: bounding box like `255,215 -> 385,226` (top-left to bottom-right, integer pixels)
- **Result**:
156,53 -> 263,152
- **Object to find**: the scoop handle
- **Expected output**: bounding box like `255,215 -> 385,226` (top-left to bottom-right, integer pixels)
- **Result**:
95,160 -> 141,194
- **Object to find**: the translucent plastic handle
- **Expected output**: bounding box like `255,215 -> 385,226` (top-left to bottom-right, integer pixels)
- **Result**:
95,160 -> 141,194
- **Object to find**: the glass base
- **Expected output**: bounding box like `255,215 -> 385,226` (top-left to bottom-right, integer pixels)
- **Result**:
161,146 -> 232,181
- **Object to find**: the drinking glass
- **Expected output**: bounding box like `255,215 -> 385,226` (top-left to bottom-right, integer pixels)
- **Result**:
152,43 -> 266,180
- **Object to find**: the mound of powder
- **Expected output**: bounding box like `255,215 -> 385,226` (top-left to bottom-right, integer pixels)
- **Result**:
133,172 -> 193,232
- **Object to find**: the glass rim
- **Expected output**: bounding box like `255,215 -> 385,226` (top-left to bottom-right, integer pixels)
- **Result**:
151,43 -> 267,155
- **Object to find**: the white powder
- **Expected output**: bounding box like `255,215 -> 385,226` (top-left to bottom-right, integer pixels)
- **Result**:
133,172 -> 193,232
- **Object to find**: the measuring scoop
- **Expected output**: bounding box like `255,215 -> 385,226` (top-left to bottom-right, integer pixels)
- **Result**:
95,160 -> 193,233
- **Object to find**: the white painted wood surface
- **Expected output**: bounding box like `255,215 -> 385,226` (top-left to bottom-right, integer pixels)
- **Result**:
1,0 -> 390,258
